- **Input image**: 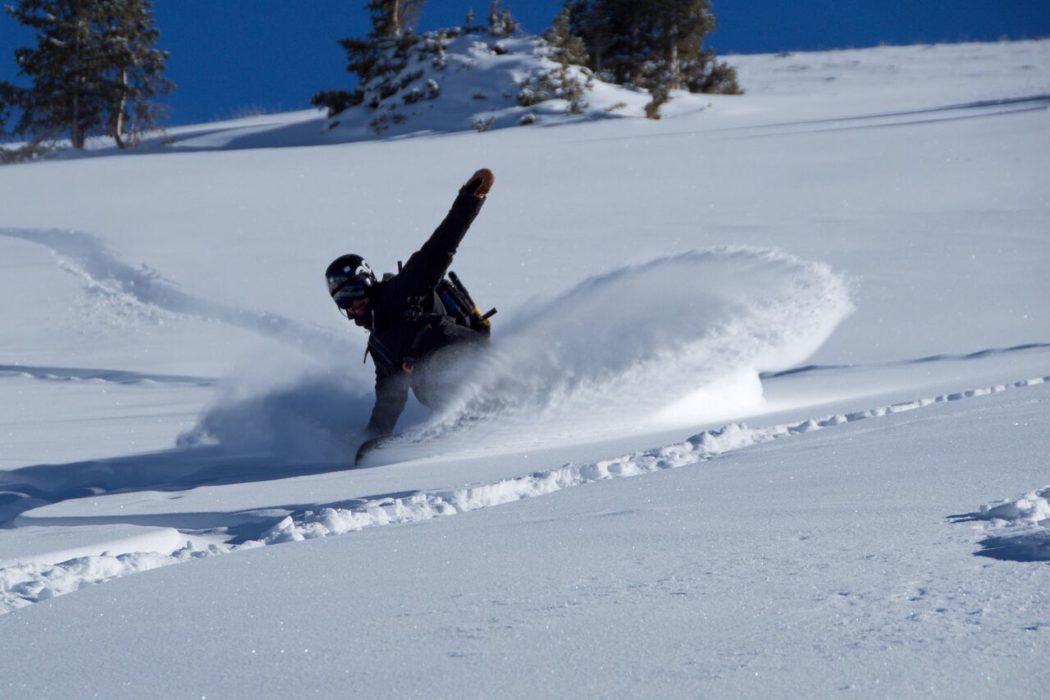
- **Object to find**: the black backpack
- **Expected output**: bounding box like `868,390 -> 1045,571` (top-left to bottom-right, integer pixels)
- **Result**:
393,262 -> 496,337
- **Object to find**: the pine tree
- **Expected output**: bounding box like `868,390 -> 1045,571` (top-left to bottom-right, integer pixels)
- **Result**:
487,0 -> 518,38
564,1 -> 609,74
367,0 -> 424,39
652,0 -> 715,89
96,0 -> 173,147
575,0 -> 648,86
519,6 -> 591,115
464,8 -> 479,34
0,87 -> 13,137
0,0 -> 172,149
313,0 -> 428,116
561,0 -> 740,116
545,7 -> 588,68
651,0 -> 740,94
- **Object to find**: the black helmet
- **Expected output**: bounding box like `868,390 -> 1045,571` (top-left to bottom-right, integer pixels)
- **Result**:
325,254 -> 376,308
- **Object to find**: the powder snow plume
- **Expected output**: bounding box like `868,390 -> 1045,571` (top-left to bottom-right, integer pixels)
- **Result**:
412,247 -> 854,444
180,247 -> 852,459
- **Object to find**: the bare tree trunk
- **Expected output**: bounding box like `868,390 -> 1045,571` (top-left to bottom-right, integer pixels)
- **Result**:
71,91 -> 83,148
111,68 -> 128,148
71,9 -> 85,149
669,29 -> 680,89
668,0 -> 681,90
392,0 -> 402,36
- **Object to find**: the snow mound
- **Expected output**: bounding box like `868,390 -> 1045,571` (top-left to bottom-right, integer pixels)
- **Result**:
323,31 -> 705,140
970,485 -> 1050,562
979,487 -> 1050,525
0,539 -> 233,614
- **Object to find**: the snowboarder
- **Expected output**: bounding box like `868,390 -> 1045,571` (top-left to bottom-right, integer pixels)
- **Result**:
326,168 -> 495,464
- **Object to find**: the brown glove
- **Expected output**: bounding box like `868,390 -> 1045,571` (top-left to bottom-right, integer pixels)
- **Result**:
463,168 -> 495,197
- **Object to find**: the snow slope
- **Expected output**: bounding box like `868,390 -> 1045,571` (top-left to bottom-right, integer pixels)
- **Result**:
1,39 -> 1048,697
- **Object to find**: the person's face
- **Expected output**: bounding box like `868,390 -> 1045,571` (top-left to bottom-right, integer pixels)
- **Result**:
345,297 -> 369,318
338,295 -> 371,328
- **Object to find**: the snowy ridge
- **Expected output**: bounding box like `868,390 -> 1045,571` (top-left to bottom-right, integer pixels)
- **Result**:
322,32 -> 682,141
3,373 -> 1046,614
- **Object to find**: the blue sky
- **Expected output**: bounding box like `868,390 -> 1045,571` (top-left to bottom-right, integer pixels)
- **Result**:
1,1 -> 1048,127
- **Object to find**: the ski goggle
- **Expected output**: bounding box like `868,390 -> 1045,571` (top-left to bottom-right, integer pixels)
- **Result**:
330,278 -> 371,309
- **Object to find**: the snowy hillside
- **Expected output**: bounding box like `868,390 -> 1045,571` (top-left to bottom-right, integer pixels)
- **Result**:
1,39 -> 1049,697
320,31 -> 656,138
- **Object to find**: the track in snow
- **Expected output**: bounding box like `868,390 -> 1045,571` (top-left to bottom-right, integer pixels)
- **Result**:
0,227 -> 343,351
2,372 -> 1048,614
0,364 -> 215,387
739,94 -> 1050,135
585,94 -> 1050,143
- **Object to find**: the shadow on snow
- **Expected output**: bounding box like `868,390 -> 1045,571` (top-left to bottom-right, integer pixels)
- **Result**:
974,533 -> 1050,563
0,447 -> 359,529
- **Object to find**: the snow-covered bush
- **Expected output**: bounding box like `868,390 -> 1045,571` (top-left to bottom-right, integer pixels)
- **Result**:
313,17 -> 730,138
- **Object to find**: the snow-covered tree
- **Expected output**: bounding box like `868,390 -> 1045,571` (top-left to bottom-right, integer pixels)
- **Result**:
561,0 -> 740,117
463,8 -> 479,33
518,7 -> 591,115
545,6 -> 588,67
313,0 -> 429,117
487,0 -> 518,38
0,0 -> 173,149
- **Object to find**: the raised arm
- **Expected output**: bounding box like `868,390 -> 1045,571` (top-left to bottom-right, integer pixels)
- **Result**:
397,169 -> 494,297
